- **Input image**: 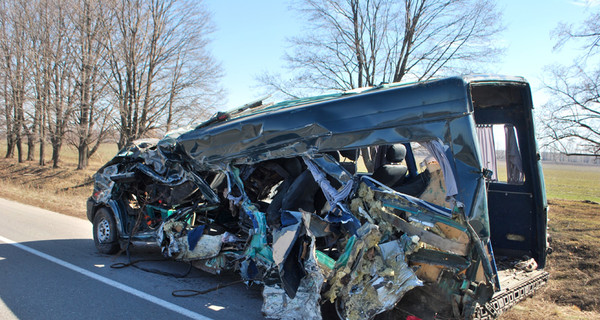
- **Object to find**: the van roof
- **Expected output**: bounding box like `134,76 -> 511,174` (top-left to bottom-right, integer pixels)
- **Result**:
176,75 -> 528,167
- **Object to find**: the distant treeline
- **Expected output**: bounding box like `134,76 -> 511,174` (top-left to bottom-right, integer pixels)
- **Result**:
541,152 -> 600,165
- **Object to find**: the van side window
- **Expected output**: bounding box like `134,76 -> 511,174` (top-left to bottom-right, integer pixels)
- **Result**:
476,124 -> 525,184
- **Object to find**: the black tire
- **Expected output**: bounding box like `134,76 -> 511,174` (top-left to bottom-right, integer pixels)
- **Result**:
92,207 -> 120,254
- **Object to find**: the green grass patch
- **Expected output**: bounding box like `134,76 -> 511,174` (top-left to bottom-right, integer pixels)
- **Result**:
542,163 -> 600,202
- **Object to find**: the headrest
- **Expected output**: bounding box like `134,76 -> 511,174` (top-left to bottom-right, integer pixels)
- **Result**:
325,151 -> 340,162
339,149 -> 359,161
386,144 -> 407,163
281,157 -> 302,177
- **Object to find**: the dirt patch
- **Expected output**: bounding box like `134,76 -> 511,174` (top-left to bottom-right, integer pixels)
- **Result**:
502,199 -> 600,319
543,200 -> 600,312
501,298 -> 600,320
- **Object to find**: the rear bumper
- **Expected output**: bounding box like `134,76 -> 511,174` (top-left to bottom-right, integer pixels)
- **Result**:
474,269 -> 549,319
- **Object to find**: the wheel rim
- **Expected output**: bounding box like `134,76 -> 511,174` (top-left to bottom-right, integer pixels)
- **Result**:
97,218 -> 111,243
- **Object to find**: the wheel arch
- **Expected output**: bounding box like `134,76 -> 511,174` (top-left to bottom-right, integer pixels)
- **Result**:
89,200 -> 126,239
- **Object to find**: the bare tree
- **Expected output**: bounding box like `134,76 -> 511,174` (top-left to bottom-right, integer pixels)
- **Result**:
45,1 -> 77,168
542,7 -> 600,157
2,0 -> 73,167
28,0 -> 54,166
0,0 -> 31,162
0,8 -> 16,158
104,0 -> 223,149
68,0 -> 112,169
162,25 -> 224,132
260,0 -> 504,98
553,11 -> 600,58
0,0 -> 223,166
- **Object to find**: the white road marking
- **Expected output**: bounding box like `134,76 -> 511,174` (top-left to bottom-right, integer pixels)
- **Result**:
0,235 -> 213,320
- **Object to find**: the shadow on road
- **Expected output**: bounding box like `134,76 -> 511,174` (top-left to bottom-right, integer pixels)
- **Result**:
0,238 -> 264,320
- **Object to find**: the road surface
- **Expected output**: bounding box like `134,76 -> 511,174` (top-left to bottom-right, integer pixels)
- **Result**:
0,198 -> 265,319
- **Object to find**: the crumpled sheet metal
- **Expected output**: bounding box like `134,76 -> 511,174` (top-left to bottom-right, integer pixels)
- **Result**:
272,211 -> 303,267
323,224 -> 422,320
92,164 -> 118,203
261,257 -> 324,320
343,245 -> 422,320
97,142 -> 480,319
97,138 -> 219,203
351,181 -> 470,256
177,78 -> 471,166
158,221 -> 222,261
263,214 -> 325,320
264,159 -> 473,319
133,156 -> 218,204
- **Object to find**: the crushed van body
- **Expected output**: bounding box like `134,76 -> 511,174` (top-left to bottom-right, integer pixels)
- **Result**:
87,75 -> 550,319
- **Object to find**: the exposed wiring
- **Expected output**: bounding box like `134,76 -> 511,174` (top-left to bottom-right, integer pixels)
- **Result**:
110,257 -> 192,278
172,279 -> 257,297
109,243 -> 193,278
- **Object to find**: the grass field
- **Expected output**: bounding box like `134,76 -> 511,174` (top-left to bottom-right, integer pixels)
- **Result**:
0,142 -> 599,319
542,162 -> 600,203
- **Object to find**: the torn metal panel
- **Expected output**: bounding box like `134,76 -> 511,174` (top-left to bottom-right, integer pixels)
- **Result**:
409,249 -> 470,283
352,181 -> 470,256
158,220 -> 222,261
263,214 -> 325,320
323,224 -> 422,320
92,164 -> 118,203
378,212 -> 469,256
262,243 -> 324,320
174,77 -> 492,230
272,210 -> 305,298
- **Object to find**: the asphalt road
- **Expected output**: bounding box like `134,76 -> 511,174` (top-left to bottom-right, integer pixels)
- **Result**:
0,198 -> 265,320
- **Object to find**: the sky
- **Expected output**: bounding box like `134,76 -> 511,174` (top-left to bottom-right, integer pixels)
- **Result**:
204,0 -> 594,111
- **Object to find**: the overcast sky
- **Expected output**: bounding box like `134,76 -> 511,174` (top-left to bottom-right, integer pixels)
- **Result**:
204,0 -> 594,111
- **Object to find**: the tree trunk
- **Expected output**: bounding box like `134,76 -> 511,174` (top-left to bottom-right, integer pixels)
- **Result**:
3,83 -> 15,158
351,0 -> 363,88
39,138 -> 46,166
14,102 -> 24,163
77,145 -> 89,170
4,111 -> 15,158
26,111 -> 36,161
26,133 -> 35,161
15,131 -> 23,163
5,130 -> 15,158
52,141 -> 61,168
39,106 -> 46,166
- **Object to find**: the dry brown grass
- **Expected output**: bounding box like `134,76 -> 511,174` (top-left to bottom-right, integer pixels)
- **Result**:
501,298 -> 600,320
0,143 -> 117,218
1,142 -> 600,319
0,159 -> 94,218
502,199 -> 600,319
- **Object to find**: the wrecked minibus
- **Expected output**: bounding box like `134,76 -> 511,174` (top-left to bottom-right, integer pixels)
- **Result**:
87,75 -> 549,319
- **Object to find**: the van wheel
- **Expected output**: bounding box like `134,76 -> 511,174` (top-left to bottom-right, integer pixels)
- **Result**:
93,208 -> 120,254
